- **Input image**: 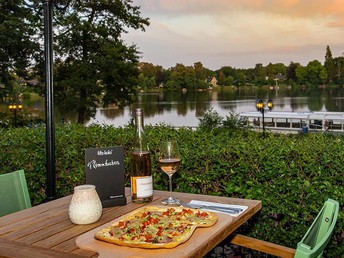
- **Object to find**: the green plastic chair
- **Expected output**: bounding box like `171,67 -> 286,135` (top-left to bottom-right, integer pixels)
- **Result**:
294,198 -> 339,258
0,170 -> 32,216
229,198 -> 339,258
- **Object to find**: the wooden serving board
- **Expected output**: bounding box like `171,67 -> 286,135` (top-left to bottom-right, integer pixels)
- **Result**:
76,207 -> 233,258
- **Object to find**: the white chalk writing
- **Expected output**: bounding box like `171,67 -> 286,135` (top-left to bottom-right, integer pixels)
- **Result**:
87,159 -> 120,170
97,150 -> 113,156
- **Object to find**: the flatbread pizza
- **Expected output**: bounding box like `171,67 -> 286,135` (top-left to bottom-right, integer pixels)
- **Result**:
94,206 -> 217,249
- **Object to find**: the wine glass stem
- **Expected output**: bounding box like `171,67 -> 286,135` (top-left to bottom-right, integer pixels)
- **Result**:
168,174 -> 173,199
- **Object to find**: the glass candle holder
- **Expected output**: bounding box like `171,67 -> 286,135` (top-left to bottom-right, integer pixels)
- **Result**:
68,185 -> 102,225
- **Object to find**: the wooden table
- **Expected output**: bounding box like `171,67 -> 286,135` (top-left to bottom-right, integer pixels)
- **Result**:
0,188 -> 261,258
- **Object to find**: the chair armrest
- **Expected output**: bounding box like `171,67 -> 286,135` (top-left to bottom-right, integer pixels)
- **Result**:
229,233 -> 296,258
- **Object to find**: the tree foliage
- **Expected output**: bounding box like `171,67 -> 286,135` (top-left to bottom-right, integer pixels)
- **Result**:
0,0 -> 149,123
135,46 -> 343,90
324,45 -> 335,83
53,0 -> 149,123
333,56 -> 344,84
0,0 -> 40,98
296,60 -> 327,87
137,62 -> 164,90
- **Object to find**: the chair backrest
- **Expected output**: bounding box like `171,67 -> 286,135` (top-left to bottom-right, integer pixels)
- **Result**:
294,198 -> 339,258
0,170 -> 32,216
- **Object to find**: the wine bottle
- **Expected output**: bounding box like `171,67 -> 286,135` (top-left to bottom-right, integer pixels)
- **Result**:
130,108 -> 153,203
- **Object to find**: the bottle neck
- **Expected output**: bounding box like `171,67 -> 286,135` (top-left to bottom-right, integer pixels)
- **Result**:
135,116 -> 143,129
133,112 -> 148,152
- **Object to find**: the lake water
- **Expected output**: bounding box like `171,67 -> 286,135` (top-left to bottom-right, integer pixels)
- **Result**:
3,86 -> 344,127
86,86 -> 344,127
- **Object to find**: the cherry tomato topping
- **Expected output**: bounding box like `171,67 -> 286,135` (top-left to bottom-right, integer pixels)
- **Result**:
197,211 -> 208,217
144,234 -> 152,241
150,218 -> 159,224
182,208 -> 194,215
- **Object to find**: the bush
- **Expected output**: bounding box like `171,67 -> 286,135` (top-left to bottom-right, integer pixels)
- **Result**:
198,108 -> 223,130
222,112 -> 242,129
0,125 -> 343,257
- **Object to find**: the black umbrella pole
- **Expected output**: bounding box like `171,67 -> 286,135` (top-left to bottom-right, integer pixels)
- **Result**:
44,0 -> 56,200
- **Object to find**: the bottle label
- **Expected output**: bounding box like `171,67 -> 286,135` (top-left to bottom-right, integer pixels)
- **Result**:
136,176 -> 153,198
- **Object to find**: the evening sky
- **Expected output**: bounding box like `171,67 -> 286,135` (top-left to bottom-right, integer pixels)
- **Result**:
123,0 -> 344,70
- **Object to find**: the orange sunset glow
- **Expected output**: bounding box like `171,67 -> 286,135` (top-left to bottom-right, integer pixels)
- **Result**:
124,0 -> 344,69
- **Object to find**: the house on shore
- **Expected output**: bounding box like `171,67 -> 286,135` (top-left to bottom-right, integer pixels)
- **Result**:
206,76 -> 218,87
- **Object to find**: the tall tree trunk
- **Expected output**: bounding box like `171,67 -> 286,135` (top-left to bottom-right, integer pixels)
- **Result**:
77,88 -> 87,124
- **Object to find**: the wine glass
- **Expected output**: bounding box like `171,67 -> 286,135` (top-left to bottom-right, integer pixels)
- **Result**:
158,140 -> 181,205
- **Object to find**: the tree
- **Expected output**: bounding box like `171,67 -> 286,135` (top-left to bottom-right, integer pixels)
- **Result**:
0,1 -> 40,98
53,0 -> 149,123
333,56 -> 344,84
274,63 -> 287,75
235,71 -> 246,86
137,62 -> 165,89
244,68 -> 255,84
194,62 -> 211,89
303,60 -> 327,87
287,62 -> 300,82
155,65 -> 165,86
218,66 -> 235,78
266,63 -> 276,80
217,66 -> 247,86
217,70 -> 225,85
222,76 -> 234,86
295,65 -> 307,85
166,64 -> 196,90
194,62 -> 206,82
324,45 -> 335,83
137,73 -> 156,90
254,63 -> 267,85
265,63 -> 286,85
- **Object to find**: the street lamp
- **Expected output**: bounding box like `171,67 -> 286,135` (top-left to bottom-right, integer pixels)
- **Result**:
8,102 -> 23,126
255,98 -> 273,137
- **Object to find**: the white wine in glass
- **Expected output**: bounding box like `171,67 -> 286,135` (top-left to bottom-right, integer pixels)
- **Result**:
158,140 -> 181,205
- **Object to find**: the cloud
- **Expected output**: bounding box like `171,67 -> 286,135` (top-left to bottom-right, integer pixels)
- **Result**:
135,0 -> 344,28
127,0 -> 344,69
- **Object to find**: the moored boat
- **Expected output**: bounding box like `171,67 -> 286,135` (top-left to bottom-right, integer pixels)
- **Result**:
239,111 -> 344,133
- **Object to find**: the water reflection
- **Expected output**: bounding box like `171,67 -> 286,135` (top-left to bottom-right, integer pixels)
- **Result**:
2,87 -> 344,127
86,87 -> 344,127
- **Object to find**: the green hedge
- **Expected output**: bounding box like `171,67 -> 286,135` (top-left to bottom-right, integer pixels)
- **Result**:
0,124 -> 343,257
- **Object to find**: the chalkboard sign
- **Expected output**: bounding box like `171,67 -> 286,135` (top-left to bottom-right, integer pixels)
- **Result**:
85,146 -> 127,207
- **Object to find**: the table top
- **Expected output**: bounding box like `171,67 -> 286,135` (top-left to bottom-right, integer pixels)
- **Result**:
0,188 -> 261,258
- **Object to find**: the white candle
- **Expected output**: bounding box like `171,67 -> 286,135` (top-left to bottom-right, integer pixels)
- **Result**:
68,185 -> 102,225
